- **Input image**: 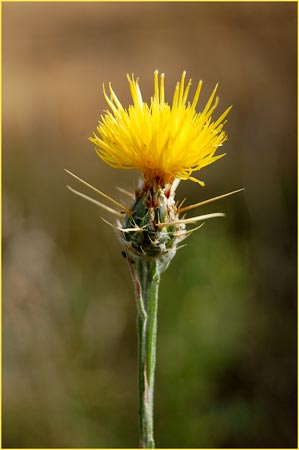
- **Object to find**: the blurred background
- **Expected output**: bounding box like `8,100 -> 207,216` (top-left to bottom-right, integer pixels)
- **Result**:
3,2 -> 297,448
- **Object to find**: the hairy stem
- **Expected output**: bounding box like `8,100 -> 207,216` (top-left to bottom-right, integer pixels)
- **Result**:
129,258 -> 160,448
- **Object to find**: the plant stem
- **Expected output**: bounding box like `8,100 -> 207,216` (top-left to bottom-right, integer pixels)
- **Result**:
129,258 -> 160,448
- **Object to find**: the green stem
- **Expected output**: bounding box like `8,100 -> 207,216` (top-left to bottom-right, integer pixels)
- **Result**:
129,258 -> 160,448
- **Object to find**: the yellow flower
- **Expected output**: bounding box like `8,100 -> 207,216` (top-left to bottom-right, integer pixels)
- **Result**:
90,71 -> 231,186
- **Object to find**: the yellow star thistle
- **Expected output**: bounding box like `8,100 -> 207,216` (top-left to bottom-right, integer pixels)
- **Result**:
66,71 -> 242,448
89,71 -> 231,186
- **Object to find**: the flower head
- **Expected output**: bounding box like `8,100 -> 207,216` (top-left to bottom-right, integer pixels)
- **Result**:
90,71 -> 231,186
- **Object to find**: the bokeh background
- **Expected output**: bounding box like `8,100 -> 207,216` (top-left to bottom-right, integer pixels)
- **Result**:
3,2 -> 297,448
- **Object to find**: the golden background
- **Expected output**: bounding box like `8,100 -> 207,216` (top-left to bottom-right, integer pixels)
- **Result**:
3,2 -> 297,447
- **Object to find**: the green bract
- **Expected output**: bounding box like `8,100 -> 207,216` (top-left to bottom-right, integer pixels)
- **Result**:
120,181 -> 185,269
